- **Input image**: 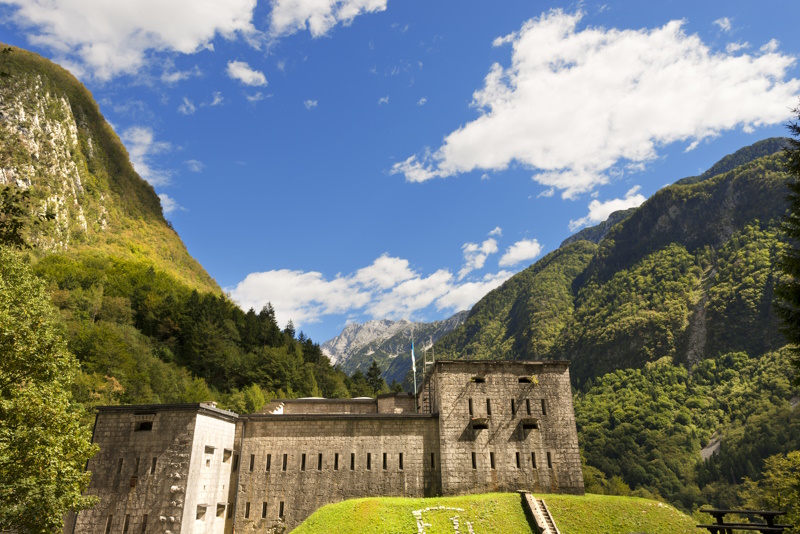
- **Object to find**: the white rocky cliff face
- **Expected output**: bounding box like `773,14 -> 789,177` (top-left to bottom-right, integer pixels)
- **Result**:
0,72 -> 108,249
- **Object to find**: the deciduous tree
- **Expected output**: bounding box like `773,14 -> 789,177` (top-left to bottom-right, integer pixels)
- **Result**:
0,246 -> 97,532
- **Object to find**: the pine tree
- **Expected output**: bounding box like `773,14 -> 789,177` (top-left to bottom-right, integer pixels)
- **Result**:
776,103 -> 800,382
366,360 -> 387,395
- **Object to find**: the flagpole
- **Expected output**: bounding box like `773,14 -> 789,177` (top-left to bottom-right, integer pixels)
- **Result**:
411,326 -> 417,413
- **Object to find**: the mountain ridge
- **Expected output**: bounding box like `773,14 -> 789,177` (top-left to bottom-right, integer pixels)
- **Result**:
0,44 -> 218,293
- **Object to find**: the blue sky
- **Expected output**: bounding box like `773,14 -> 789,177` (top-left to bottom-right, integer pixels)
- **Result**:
2,0 -> 799,343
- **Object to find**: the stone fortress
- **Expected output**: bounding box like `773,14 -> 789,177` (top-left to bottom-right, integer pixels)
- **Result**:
72,360 -> 584,533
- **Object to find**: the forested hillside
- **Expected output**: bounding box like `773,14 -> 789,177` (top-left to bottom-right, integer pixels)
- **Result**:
431,140 -> 799,512
0,46 -> 368,417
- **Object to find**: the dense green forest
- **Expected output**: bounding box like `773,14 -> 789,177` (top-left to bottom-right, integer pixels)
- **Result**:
30,251 -> 382,415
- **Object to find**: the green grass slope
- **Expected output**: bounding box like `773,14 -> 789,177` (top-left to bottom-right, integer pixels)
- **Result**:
293,493 -> 534,534
292,493 -> 698,534
543,493 -> 698,534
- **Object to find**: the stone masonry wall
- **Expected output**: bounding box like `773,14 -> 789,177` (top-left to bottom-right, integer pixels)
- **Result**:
74,405 -> 237,534
433,361 -> 584,496
75,408 -> 198,534
233,415 -> 441,532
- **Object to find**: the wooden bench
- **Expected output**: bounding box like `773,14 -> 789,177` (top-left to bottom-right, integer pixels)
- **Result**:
697,509 -> 789,534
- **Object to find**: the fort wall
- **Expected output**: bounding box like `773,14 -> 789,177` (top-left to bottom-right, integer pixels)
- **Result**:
74,362 -> 583,533
234,414 -> 440,531
73,404 -> 237,534
429,361 -> 584,496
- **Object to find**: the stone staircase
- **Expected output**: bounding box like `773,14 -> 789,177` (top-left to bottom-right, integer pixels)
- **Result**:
521,492 -> 560,534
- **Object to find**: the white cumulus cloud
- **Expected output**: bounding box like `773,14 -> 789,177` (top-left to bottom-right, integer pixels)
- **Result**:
158,193 -> 184,214
568,185 -> 647,231
120,127 -> 172,187
228,243 -> 524,329
226,60 -> 267,86
714,17 -> 732,33
459,238 -> 498,280
304,99 -> 318,110
391,10 -> 800,198
178,97 -> 196,115
499,239 -> 543,268
269,0 -> 387,39
185,159 -> 204,172
1,0 -> 257,80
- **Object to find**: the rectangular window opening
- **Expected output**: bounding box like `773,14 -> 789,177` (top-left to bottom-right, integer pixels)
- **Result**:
511,399 -> 516,416
134,457 -> 140,472
227,503 -> 234,519
334,453 -> 339,471
196,506 -> 207,521
471,452 -> 477,470
217,504 -> 226,518
367,453 -> 371,471
249,454 -> 255,472
141,515 -> 147,533
282,454 -> 287,471
130,476 -> 137,488
301,453 -> 306,471
223,449 -> 232,463
266,453 -> 271,472
383,453 -> 387,470
134,421 -> 153,432
486,399 -> 492,416
244,502 -> 250,519
526,398 -> 531,416
399,453 -> 404,471
232,454 -> 239,471
105,515 -> 113,534
151,457 -> 157,474
350,453 -> 355,471
279,501 -> 285,518
490,452 -> 496,469
547,451 -> 553,469
431,453 -> 435,469
532,452 -> 537,469
318,453 -> 322,471
262,502 -> 268,519
123,514 -> 130,534
472,376 -> 485,383
468,398 -> 473,416
117,458 -> 123,474
519,377 -> 532,384
515,452 -> 520,469
541,399 -> 547,416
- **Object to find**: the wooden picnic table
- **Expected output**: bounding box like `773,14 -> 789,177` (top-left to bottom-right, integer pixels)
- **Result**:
697,509 -> 790,534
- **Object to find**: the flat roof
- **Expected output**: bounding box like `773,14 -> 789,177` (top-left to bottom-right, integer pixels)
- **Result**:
432,359 -> 571,366
96,403 -> 238,422
239,413 -> 437,422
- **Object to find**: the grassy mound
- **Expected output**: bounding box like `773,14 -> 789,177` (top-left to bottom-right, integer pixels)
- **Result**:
292,493 -> 534,534
292,492 -> 699,533
543,493 -> 698,534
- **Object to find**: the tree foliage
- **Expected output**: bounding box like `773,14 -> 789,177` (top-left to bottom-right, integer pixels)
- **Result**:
33,252 -> 359,411
739,451 -> 800,527
576,350 -> 799,512
0,246 -> 97,533
776,103 -> 800,382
